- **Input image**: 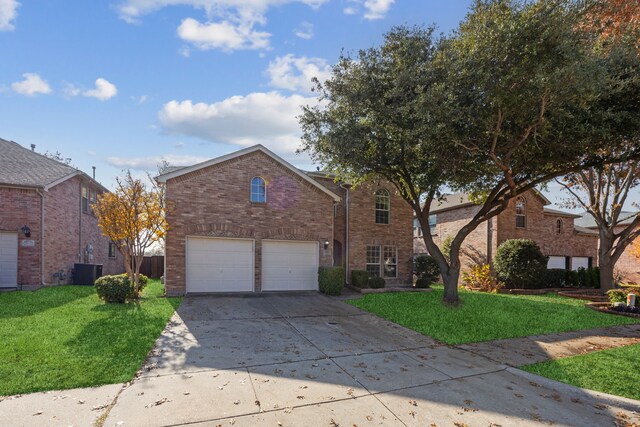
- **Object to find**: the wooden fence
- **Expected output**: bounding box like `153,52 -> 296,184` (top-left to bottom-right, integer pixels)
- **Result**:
140,256 -> 164,279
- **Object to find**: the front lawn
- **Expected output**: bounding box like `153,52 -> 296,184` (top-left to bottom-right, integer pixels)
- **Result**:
347,286 -> 638,345
0,279 -> 181,396
522,344 -> 640,401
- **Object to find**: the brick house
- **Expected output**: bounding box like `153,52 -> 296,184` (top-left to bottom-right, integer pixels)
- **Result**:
158,145 -> 413,295
0,138 -> 124,289
575,212 -> 640,284
413,190 -> 599,279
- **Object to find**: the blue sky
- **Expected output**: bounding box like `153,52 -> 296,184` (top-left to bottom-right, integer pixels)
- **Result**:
1,0 -> 636,210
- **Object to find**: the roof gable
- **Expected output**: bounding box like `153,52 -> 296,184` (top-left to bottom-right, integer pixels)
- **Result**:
156,145 -> 341,202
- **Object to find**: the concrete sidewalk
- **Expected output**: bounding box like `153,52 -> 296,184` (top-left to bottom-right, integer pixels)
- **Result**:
1,294 -> 639,426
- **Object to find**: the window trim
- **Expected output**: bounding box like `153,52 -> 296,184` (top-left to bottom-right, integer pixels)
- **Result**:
515,197 -> 526,228
428,214 -> 437,236
556,218 -> 563,234
108,242 -> 117,259
81,185 -> 89,213
250,176 -> 266,203
375,189 -> 390,225
366,245 -> 381,277
383,245 -> 397,278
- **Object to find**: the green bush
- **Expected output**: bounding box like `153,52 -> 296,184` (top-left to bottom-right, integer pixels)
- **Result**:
494,239 -> 548,289
351,270 -> 370,288
318,267 -> 345,296
414,277 -> 431,289
544,269 -> 566,288
413,255 -> 440,284
368,276 -> 386,289
94,273 -> 150,303
607,289 -> 629,304
95,274 -> 133,303
564,269 -> 579,287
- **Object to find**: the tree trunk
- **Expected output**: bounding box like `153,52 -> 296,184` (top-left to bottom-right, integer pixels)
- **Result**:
442,268 -> 460,304
599,253 -> 615,291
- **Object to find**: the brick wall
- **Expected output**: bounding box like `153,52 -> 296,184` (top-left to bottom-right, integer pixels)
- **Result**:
0,186 -> 42,285
342,180 -> 413,286
164,151 -> 335,295
43,176 -> 124,284
613,225 -> 640,285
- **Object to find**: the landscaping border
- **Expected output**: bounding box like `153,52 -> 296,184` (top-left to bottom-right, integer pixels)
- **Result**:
585,302 -> 640,319
345,284 -> 433,294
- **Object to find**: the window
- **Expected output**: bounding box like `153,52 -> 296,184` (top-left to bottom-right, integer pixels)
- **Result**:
366,245 -> 381,277
250,177 -> 266,203
413,218 -> 422,237
428,214 -> 437,235
89,189 -> 97,214
375,189 -> 390,224
81,185 -> 89,213
383,246 -> 397,278
556,218 -> 563,234
515,197 -> 526,228
108,242 -> 117,258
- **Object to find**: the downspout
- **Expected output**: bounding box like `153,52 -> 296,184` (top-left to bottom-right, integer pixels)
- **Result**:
341,183 -> 352,284
36,188 -> 46,285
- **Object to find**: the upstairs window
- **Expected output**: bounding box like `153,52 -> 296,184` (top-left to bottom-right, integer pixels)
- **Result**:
556,218 -> 563,234
108,242 -> 117,258
428,214 -> 437,235
375,189 -> 390,224
515,197 -> 526,228
250,177 -> 266,203
81,185 -> 89,213
413,218 -> 422,237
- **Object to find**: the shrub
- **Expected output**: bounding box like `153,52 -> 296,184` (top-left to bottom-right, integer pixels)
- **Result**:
564,269 -> 579,287
607,289 -> 629,304
544,269 -> 566,288
414,277 -> 431,289
414,255 -> 441,284
95,274 -> 134,303
318,267 -> 345,296
351,270 -> 370,288
494,239 -> 548,289
440,235 -> 453,263
368,276 -> 386,289
462,264 -> 504,293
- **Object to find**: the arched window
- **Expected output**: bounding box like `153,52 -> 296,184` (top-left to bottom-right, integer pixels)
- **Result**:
375,189 -> 390,224
250,177 -> 266,203
556,218 -> 563,234
515,197 -> 526,228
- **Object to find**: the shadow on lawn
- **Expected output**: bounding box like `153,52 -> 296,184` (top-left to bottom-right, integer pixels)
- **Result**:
0,285 -> 92,319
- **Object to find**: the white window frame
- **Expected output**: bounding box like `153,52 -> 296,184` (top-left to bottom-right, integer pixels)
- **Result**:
366,245 -> 381,277
428,214 -> 437,235
250,176 -> 266,203
375,189 -> 390,224
515,197 -> 526,228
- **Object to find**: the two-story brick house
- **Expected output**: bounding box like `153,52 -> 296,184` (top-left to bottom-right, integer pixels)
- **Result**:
413,190 -> 599,279
158,144 -> 413,295
0,138 -> 124,289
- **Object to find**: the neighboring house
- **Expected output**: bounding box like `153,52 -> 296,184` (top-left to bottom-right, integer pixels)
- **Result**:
158,144 -> 413,295
0,138 -> 124,288
413,190 -> 599,278
575,212 -> 640,284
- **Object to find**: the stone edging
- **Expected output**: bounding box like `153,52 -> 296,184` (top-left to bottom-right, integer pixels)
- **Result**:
585,302 -> 640,319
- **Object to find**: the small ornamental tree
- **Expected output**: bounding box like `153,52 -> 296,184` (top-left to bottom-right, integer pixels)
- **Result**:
93,171 -> 167,299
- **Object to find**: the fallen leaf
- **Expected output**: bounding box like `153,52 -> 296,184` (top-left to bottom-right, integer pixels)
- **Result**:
92,404 -> 108,411
33,411 -> 43,416
233,400 -> 240,405
409,400 -> 418,406
145,397 -> 171,408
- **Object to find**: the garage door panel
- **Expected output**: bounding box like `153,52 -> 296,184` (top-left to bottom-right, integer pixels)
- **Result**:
0,233 -> 18,288
186,237 -> 253,293
262,241 -> 318,291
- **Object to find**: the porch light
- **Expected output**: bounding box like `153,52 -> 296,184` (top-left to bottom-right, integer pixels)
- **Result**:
20,225 -> 31,237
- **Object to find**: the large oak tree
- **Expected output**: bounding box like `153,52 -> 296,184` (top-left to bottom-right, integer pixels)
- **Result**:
299,0 -> 640,303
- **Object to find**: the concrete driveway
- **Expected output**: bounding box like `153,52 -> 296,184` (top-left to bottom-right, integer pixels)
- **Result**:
103,293 -> 640,426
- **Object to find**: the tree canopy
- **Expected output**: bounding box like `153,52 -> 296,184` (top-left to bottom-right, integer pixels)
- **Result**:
299,0 -> 640,303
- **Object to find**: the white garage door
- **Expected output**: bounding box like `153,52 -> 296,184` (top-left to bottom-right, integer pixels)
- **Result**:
0,232 -> 18,288
262,240 -> 319,291
186,237 -> 254,293
572,257 -> 590,271
547,256 -> 566,270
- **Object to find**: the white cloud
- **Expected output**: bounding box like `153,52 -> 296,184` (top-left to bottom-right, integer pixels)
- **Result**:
62,82 -> 81,98
266,54 -> 331,93
294,21 -> 313,40
178,45 -> 191,57
106,154 -> 210,171
0,0 -> 19,31
83,78 -> 118,101
177,17 -> 270,52
116,1 -> 328,52
130,95 -> 148,104
11,73 -> 52,96
158,91 -> 319,154
344,0 -> 394,20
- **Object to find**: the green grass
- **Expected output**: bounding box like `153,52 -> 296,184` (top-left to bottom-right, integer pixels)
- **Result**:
0,279 -> 181,396
522,344 -> 640,400
347,286 -> 638,345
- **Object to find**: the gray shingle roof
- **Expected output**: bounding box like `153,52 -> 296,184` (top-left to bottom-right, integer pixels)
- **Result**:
0,138 -> 79,188
575,211 -> 639,228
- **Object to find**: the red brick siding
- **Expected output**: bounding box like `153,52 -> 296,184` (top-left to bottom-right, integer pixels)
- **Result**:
613,225 -> 640,285
0,187 -> 42,285
164,151 -> 335,295
343,181 -> 413,286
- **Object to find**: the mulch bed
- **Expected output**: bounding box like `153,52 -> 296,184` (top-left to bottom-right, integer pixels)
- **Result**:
345,284 -> 433,294
586,302 -> 640,319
